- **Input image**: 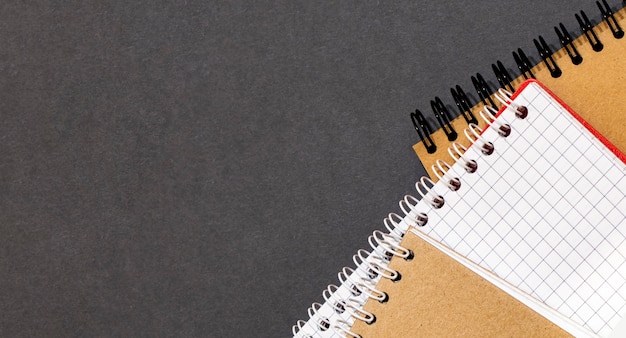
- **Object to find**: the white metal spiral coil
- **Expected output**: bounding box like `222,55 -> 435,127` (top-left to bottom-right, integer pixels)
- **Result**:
293,88 -> 526,338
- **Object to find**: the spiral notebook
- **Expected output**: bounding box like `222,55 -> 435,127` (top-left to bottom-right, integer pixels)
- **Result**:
412,2 -> 626,178
413,79 -> 626,336
294,79 -> 626,337
293,3 -> 626,337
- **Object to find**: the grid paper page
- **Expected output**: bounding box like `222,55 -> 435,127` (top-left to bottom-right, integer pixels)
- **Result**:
414,81 -> 626,336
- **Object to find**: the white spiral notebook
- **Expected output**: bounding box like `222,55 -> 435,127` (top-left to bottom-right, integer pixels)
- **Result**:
294,80 -> 626,337
408,80 -> 626,337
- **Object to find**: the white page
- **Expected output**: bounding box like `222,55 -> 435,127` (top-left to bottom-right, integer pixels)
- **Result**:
413,81 -> 626,336
410,228 -> 596,337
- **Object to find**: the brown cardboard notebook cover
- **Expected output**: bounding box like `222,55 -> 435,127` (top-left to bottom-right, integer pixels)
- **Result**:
351,231 -> 569,337
413,8 -> 626,178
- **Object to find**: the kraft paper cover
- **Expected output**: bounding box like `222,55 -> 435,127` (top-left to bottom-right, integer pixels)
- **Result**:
413,9 -> 626,178
351,231 -> 569,337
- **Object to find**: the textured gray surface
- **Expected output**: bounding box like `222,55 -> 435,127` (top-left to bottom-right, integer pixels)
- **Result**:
0,1 -> 610,337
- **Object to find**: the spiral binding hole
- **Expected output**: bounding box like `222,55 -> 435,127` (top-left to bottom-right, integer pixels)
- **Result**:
370,230 -> 413,261
379,291 -> 390,303
576,10 -> 604,52
499,125 -> 512,137
534,35 -> 562,78
370,235 -> 393,260
353,251 -> 379,280
465,124 -> 494,156
318,319 -> 330,331
416,213 -> 428,226
355,249 -> 401,281
369,239 -> 393,262
482,142 -> 495,155
466,159 -> 478,173
399,199 -> 421,228
351,307 -> 376,325
450,178 -> 462,190
335,301 -> 346,314
495,88 -> 529,119
432,159 -> 462,191
432,196 -> 445,209
339,267 -> 385,305
308,303 -> 330,331
555,23 -> 583,65
349,283 -> 362,297
597,0 -> 624,39
339,295 -> 377,324
400,195 -> 428,227
416,176 -> 444,209
354,280 -> 389,303
383,251 -> 393,261
480,105 -> 511,137
322,284 -> 351,316
405,250 -> 415,261
449,142 -> 478,173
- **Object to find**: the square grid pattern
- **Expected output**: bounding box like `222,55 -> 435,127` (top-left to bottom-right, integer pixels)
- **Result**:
416,82 -> 626,336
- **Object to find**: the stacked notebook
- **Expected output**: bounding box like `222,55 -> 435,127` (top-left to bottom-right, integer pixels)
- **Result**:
294,2 -> 626,337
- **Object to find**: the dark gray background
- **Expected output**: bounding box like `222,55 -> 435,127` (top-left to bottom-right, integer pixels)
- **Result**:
0,1 -> 615,337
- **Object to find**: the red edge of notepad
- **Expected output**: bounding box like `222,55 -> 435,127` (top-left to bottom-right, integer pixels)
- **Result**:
495,79 -> 626,165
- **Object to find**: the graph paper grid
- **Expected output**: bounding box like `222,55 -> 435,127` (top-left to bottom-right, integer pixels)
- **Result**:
414,81 -> 626,336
